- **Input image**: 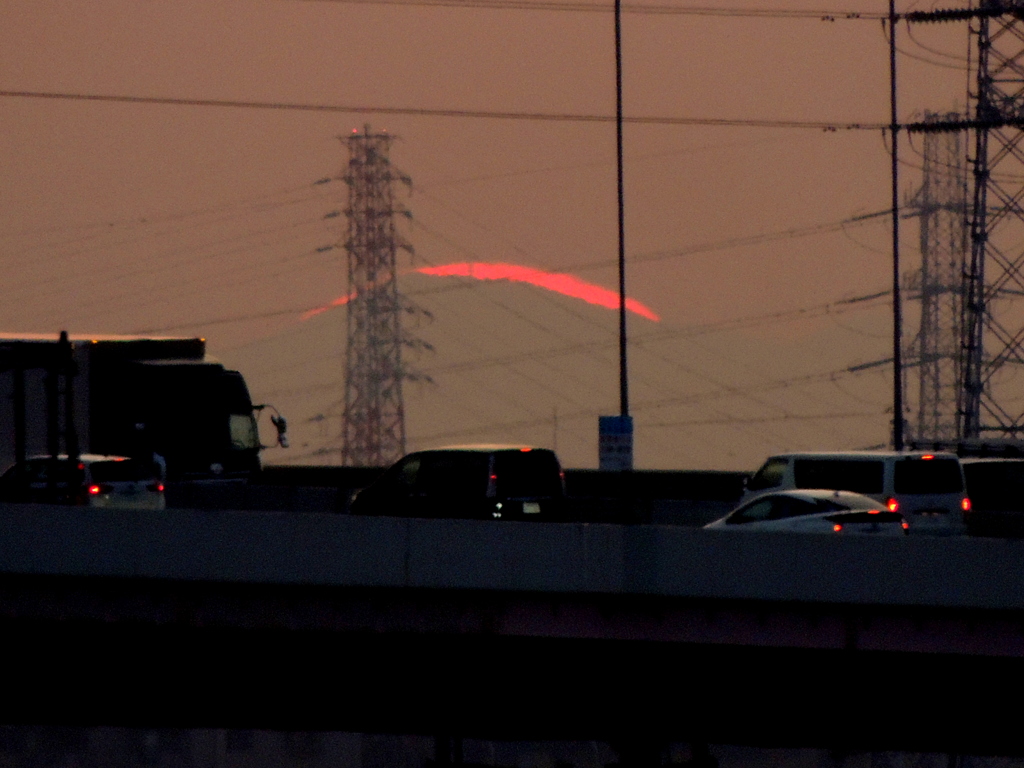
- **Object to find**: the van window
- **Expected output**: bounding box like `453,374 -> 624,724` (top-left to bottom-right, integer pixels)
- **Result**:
746,458 -> 787,492
397,457 -> 421,489
494,450 -> 563,498
417,452 -> 490,497
793,459 -> 884,494
894,458 -> 963,493
964,461 -> 1024,510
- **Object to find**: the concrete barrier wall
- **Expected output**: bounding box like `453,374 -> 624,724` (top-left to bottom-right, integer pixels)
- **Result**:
1,502 -> 1023,611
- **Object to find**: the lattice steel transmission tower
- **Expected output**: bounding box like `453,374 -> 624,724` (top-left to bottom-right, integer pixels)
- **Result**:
960,1 -> 1024,438
906,112 -> 969,442
340,125 -> 413,466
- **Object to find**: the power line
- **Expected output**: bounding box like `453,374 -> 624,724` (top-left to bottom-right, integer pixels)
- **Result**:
410,364 -> 890,444
0,90 -> 885,130
643,411 -> 879,428
421,289 -> 890,377
286,0 -> 885,18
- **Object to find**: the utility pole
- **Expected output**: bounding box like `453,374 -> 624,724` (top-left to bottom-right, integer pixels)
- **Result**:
959,0 -> 1024,439
900,2 -> 1024,442
339,125 -> 413,467
889,0 -> 905,450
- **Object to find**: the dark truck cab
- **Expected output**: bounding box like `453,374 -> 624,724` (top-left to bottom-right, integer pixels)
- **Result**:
0,334 -> 269,482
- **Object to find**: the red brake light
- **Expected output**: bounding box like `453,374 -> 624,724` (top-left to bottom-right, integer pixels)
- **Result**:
902,521 -> 910,530
962,497 -> 971,512
833,523 -> 843,532
886,498 -> 899,512
921,454 -> 934,460
148,483 -> 165,493
868,509 -> 880,515
520,448 -> 532,452
88,485 -> 102,496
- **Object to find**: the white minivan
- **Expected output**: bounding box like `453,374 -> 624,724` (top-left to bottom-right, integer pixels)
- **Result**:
742,451 -> 970,534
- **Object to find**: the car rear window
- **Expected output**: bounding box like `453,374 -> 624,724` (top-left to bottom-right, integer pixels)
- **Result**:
494,450 -> 563,498
729,494 -> 855,524
793,459 -> 884,494
89,459 -> 157,483
893,458 -> 963,493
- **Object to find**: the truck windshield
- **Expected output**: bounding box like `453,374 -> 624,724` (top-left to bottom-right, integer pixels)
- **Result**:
230,414 -> 260,451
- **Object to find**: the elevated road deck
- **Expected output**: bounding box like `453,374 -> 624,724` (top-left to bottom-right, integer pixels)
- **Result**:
0,503 -> 1021,752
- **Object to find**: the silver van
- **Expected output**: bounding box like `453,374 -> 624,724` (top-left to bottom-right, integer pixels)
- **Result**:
743,451 -> 969,534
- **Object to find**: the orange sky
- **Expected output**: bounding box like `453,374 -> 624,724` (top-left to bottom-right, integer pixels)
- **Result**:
0,1 -> 973,470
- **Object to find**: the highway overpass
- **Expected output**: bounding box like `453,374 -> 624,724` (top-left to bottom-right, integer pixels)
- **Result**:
0,502 -> 1022,754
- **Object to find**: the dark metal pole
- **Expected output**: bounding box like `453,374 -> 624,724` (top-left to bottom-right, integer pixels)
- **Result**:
615,0 -> 628,419
46,352 -> 59,461
13,367 -> 25,469
890,0 -> 905,450
60,331 -> 79,462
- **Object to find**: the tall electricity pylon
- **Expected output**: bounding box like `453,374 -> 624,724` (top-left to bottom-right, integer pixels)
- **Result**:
960,1 -> 1024,438
905,112 -> 969,442
340,126 -> 413,466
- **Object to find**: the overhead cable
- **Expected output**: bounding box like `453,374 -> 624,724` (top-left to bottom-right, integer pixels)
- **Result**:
287,0 -> 885,17
0,90 -> 885,131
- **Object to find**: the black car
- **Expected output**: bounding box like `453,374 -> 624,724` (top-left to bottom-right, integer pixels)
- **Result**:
350,445 -> 567,520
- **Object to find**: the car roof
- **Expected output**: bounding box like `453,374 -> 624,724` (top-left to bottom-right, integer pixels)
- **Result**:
25,453 -> 135,463
960,456 -> 1024,464
415,445 -> 550,453
763,450 -> 958,461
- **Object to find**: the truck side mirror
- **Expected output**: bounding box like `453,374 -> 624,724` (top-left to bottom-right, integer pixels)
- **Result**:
271,413 -> 288,448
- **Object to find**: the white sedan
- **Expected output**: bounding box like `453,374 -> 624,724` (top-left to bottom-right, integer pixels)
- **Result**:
704,489 -> 908,535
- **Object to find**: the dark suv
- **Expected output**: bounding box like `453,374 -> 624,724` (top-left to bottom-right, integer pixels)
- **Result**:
961,457 -> 1024,536
350,445 -> 566,520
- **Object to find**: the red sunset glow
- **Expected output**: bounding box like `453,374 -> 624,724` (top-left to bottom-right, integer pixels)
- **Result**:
301,262 -> 660,322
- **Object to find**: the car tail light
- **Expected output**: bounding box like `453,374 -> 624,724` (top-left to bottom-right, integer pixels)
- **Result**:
902,521 -> 910,531
886,497 -> 899,512
88,484 -> 114,496
148,483 -> 165,493
833,523 -> 842,532
962,497 -> 971,512
868,509 -> 881,515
